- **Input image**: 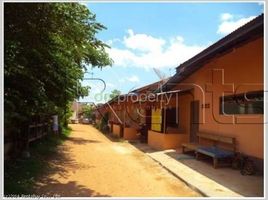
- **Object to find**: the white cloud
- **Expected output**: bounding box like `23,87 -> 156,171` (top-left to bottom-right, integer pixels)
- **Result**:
106,83 -> 115,88
220,13 -> 233,21
118,75 -> 140,83
124,29 -> 165,52
106,38 -> 121,46
106,30 -> 208,69
217,14 -> 256,35
127,75 -> 140,83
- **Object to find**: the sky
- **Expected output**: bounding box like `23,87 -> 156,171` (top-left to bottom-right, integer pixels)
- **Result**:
79,2 -> 264,104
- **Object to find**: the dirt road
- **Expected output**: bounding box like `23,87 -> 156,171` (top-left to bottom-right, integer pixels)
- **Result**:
34,124 -> 201,197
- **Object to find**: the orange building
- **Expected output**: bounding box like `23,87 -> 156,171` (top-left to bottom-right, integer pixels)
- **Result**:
94,14 -> 263,169
148,14 -> 263,166
107,80 -> 167,140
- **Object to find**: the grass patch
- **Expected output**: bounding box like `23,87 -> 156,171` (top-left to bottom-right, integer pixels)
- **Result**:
4,126 -> 72,196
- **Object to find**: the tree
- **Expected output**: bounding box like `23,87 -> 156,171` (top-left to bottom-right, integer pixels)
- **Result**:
4,3 -> 112,136
109,89 -> 121,99
81,104 -> 93,119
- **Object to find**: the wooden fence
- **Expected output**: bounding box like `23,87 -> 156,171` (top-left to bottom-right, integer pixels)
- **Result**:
4,121 -> 52,159
27,122 -> 50,143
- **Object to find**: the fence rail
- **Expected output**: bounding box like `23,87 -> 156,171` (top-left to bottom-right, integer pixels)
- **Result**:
28,122 -> 50,143
4,121 -> 52,159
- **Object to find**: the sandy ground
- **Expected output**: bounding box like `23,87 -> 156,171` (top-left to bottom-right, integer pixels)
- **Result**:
34,124 -> 201,197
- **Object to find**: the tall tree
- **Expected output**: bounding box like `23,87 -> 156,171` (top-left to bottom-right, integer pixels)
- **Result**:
4,3 -> 112,133
109,89 -> 121,99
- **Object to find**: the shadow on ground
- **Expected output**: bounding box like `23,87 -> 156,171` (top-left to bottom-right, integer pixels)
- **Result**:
33,140 -> 109,197
101,132 -> 127,143
36,179 -> 110,197
66,137 -> 101,145
130,142 -> 167,154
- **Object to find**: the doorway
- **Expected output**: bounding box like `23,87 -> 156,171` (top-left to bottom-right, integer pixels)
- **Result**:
145,109 -> 152,129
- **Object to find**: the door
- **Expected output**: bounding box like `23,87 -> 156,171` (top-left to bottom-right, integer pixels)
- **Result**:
151,108 -> 162,132
190,100 -> 199,142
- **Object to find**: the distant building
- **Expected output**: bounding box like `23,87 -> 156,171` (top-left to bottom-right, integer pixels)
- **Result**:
70,101 -> 92,123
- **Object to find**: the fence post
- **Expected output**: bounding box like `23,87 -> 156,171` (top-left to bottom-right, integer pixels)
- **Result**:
52,115 -> 59,135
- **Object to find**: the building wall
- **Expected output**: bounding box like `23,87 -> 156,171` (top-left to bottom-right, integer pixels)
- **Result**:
123,127 -> 139,140
173,37 -> 263,159
148,130 -> 188,150
112,124 -> 121,137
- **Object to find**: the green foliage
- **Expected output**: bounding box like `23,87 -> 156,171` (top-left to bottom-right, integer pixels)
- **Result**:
4,126 -> 72,195
81,104 -> 93,119
109,89 -> 121,99
4,3 -> 112,132
5,158 -> 43,195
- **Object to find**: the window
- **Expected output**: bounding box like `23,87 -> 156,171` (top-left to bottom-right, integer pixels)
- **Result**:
166,107 -> 179,128
220,91 -> 263,115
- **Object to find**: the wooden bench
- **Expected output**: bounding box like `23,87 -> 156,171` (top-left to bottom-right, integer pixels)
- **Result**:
182,132 -> 236,168
182,132 -> 212,153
